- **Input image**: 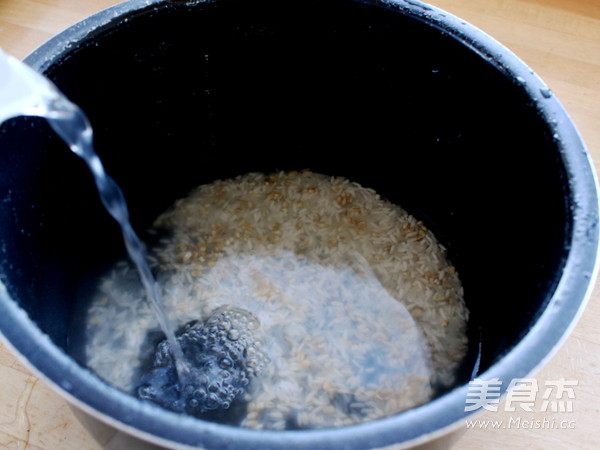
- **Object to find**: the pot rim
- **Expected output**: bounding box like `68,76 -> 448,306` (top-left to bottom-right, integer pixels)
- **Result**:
1,0 -> 598,448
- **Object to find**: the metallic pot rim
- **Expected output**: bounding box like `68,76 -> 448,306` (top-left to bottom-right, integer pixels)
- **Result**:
1,0 -> 598,448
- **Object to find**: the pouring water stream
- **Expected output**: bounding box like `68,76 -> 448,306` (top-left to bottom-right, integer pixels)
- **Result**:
0,49 -> 190,381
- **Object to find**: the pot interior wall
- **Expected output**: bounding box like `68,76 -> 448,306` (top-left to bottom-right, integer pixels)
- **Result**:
0,0 -> 570,387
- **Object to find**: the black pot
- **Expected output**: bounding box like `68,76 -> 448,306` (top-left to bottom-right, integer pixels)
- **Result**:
0,0 -> 597,448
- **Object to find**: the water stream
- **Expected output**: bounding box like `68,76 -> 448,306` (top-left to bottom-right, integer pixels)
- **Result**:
0,49 -> 189,380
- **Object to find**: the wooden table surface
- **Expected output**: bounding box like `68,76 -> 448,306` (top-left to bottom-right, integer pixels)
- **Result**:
1,0 -> 599,448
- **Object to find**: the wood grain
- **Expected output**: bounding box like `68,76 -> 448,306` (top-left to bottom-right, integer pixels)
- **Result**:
1,0 -> 599,448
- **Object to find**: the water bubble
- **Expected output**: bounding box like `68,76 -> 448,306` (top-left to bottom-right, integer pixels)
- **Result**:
205,394 -> 220,410
228,329 -> 240,341
540,87 -> 553,99
219,357 -> 233,369
193,388 -> 206,399
135,305 -> 268,418
137,384 -> 154,399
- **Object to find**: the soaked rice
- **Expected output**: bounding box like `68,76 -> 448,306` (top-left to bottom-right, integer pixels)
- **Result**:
83,170 -> 468,429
